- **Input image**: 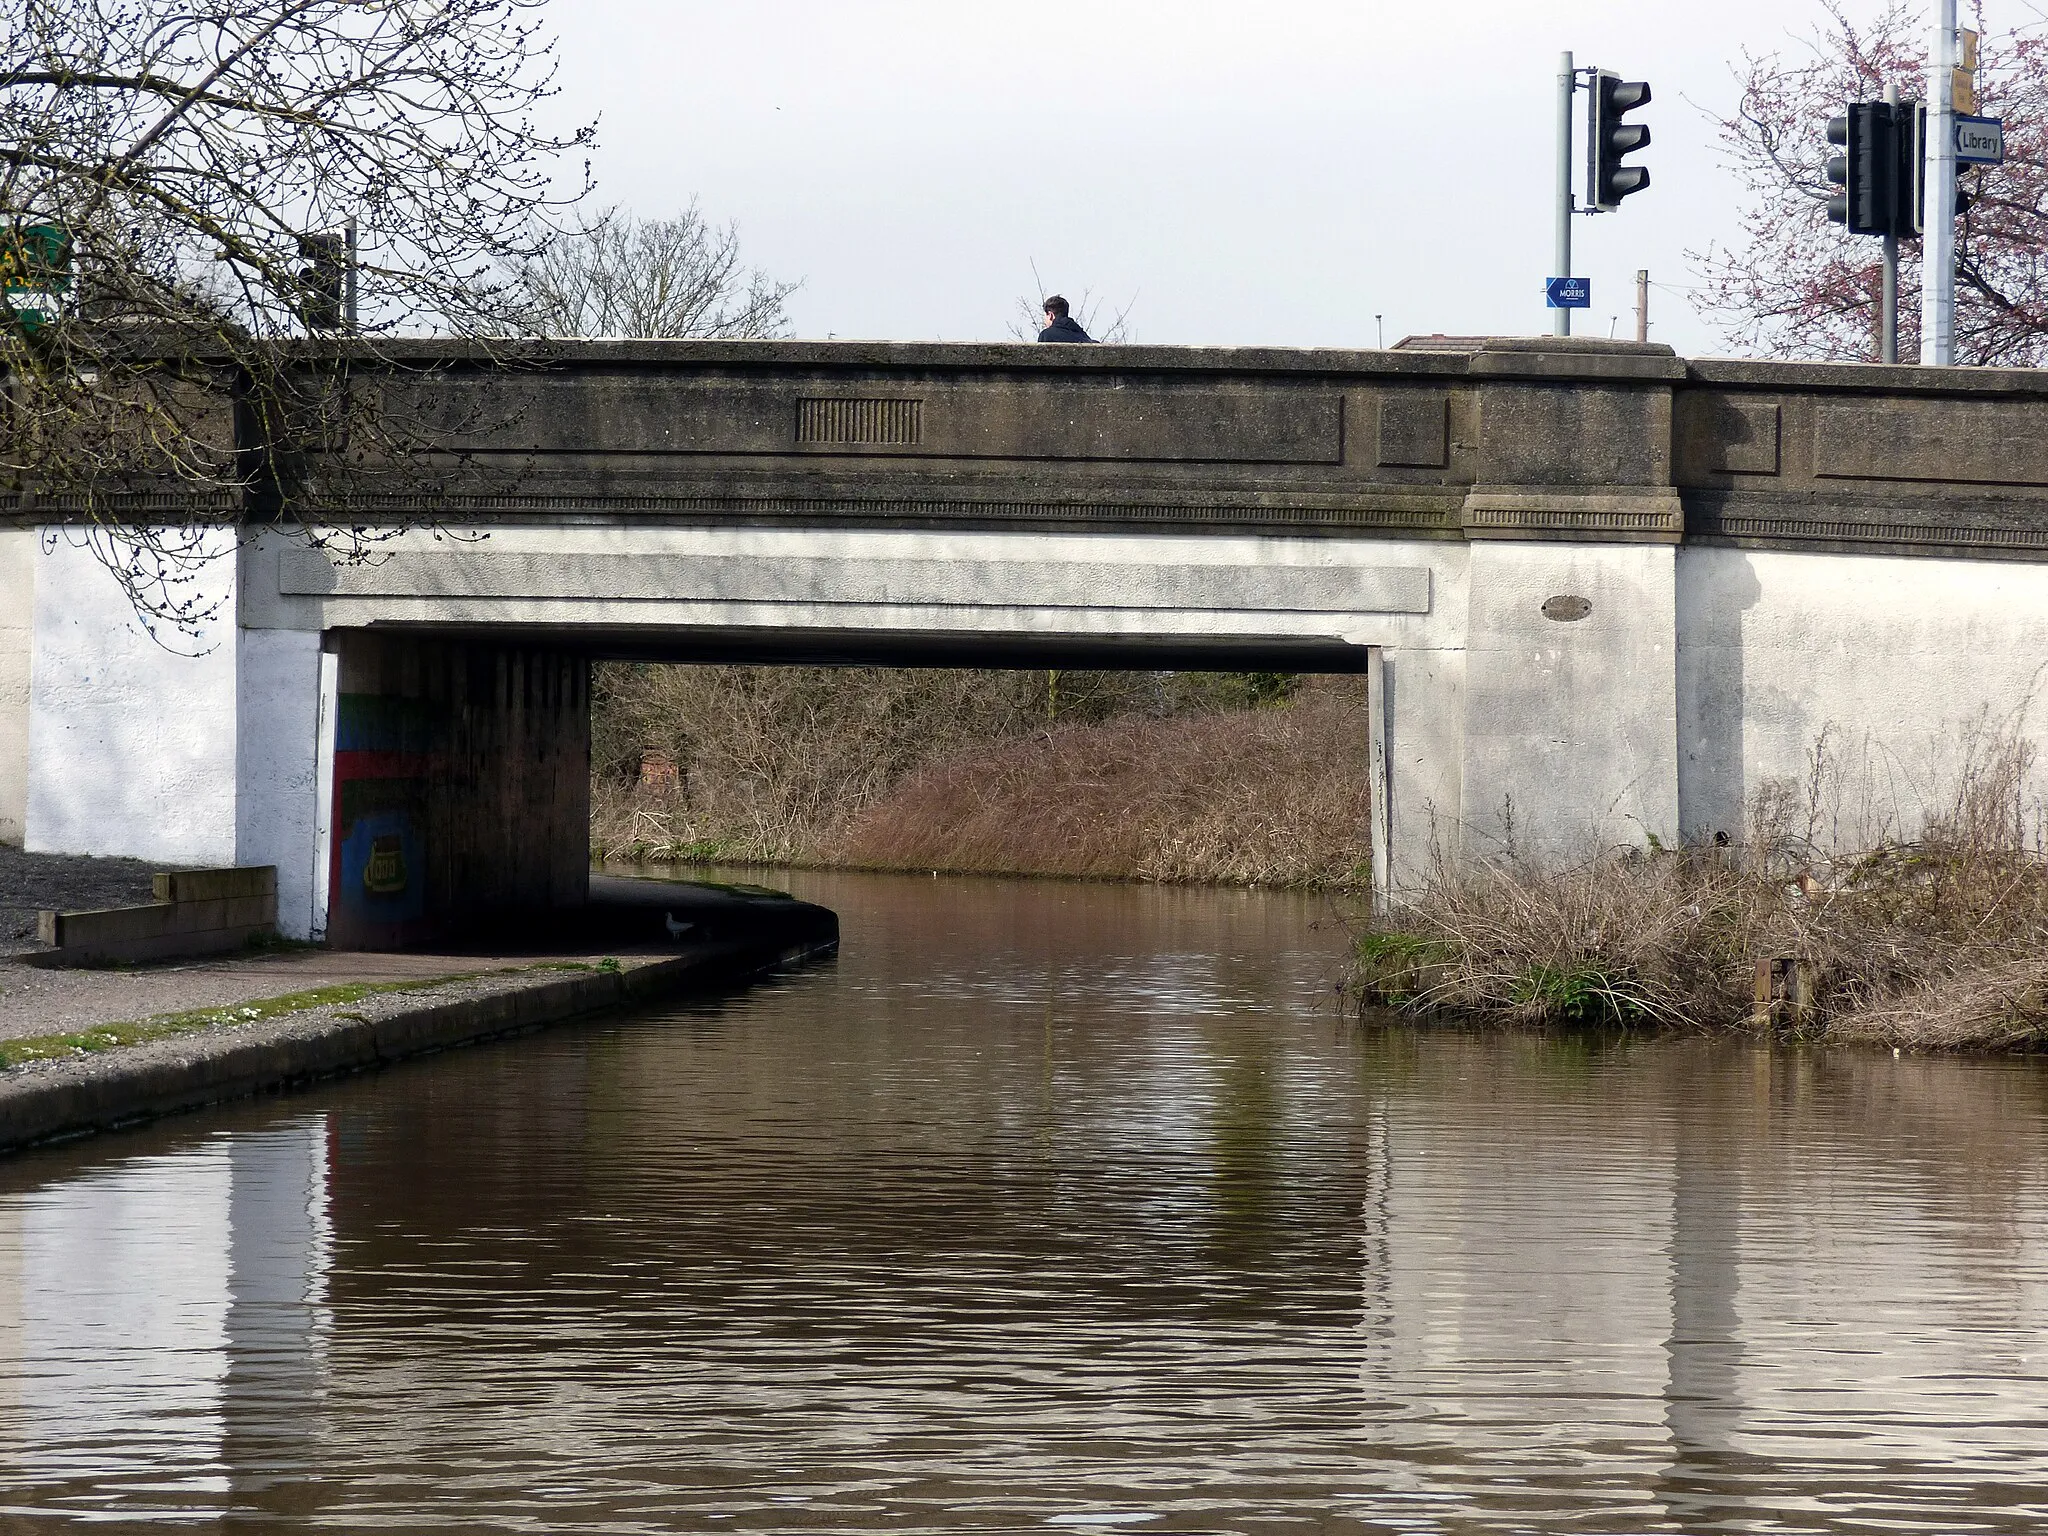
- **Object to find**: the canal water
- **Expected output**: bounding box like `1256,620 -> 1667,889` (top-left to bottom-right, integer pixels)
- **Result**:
3,870 -> 2048,1533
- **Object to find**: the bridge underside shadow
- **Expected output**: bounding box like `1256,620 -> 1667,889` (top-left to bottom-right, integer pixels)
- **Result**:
415,622 -> 1369,674
321,624 -> 1375,951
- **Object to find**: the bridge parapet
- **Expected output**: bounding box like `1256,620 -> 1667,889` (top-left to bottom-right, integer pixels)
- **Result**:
14,336 -> 2048,563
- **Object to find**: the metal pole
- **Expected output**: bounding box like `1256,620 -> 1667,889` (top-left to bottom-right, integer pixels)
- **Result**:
1635,268 -> 1649,342
1922,0 -> 1957,364
344,216 -> 359,334
1882,82 -> 1899,364
1555,51 -> 1574,337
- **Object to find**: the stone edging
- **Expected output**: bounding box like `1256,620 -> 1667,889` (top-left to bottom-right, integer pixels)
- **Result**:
0,937 -> 833,1156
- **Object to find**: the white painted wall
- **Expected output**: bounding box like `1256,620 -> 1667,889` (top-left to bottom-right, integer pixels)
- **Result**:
1677,547 -> 2048,850
0,530 -> 35,846
30,518 -> 2046,922
1461,542 -> 1680,861
235,626 -> 325,940
26,532 -> 240,867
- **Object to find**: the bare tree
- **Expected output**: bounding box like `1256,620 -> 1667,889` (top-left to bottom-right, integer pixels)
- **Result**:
1,0 -> 596,636
1006,259 -> 1136,342
508,202 -> 798,339
1695,1 -> 2048,364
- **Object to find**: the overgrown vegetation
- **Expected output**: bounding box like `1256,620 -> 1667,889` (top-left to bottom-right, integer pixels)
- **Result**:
831,678 -> 1364,886
588,663 -> 1354,885
1352,724 -> 2048,1051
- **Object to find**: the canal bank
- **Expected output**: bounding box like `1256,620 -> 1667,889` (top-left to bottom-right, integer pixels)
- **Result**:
0,872 -> 837,1154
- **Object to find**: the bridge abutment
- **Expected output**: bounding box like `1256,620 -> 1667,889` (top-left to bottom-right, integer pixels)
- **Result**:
1459,541 -> 1680,861
323,630 -> 589,949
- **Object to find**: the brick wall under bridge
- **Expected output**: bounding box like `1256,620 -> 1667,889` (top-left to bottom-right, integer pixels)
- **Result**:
7,336 -> 2048,941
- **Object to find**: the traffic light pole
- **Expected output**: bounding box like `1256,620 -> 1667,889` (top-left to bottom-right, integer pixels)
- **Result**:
1555,50 -> 1574,337
1882,83 -> 1899,364
344,216 -> 359,334
1922,0 -> 1957,364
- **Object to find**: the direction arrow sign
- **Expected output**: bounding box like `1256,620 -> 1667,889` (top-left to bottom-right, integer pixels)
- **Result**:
1545,276 -> 1591,309
1956,114 -> 2004,164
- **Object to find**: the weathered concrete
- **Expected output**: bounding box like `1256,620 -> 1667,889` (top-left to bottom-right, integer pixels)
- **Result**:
11,337 -> 2048,909
35,867 -> 278,967
1461,542 -> 1680,854
1676,545 -> 2048,848
236,627 -> 324,941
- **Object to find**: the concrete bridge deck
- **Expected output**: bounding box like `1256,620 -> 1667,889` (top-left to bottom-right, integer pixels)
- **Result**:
6,337 -> 2048,943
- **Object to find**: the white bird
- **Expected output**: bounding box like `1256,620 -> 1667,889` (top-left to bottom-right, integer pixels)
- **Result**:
663,911 -> 694,941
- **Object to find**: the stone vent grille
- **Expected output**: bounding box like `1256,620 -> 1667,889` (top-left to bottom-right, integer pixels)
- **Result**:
797,397 -> 923,445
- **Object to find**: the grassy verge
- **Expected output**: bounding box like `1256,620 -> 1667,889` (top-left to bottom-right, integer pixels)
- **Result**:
1351,735 -> 2048,1051
0,975 -> 493,1070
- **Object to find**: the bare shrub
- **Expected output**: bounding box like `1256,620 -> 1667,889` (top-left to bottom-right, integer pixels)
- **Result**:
589,664 -> 1190,866
828,678 -> 1370,888
1354,721 -> 2048,1050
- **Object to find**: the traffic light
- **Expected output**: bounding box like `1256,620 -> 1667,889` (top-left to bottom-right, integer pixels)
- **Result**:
296,231 -> 345,331
1894,102 -> 1924,238
1589,71 -> 1651,209
1827,101 -> 1931,241
1826,103 -> 1891,234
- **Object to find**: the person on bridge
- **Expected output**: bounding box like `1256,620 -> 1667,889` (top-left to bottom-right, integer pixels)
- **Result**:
1037,295 -> 1095,343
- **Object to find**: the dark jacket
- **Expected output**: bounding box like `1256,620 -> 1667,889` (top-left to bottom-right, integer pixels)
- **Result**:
1038,314 -> 1095,343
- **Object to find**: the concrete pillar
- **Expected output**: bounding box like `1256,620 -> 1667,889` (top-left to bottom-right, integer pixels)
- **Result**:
1460,541 -> 1680,861
235,628 -> 326,941
0,530 -> 34,846
1376,645 -> 1467,891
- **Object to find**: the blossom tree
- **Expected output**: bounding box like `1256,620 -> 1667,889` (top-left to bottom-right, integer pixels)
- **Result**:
1696,1 -> 2048,364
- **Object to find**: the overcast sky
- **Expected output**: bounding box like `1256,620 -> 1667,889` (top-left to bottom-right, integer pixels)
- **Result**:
544,0 -> 1934,356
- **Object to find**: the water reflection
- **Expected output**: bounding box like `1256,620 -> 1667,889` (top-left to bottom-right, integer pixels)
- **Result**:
0,1122 -> 330,1520
0,870 -> 2044,1531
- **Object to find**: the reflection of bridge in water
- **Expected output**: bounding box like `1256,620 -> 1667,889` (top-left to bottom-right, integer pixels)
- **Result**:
3,938 -> 2044,1530
8,336 -> 2048,941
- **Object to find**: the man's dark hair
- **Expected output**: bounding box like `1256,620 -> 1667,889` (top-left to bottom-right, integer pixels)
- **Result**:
1042,294 -> 1070,318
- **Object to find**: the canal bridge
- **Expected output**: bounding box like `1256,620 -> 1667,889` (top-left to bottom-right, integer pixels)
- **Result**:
6,336 -> 2048,943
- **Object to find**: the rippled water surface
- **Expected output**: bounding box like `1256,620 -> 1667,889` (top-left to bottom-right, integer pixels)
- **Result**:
5,869 -> 2048,1533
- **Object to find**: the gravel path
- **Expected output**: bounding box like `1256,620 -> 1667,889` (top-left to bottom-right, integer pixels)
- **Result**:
0,946 -> 632,1040
0,854 -> 825,1044
0,851 -> 667,1037
0,845 -> 159,955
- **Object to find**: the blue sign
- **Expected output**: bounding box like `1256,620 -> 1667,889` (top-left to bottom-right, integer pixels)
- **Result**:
1545,277 -> 1591,309
1956,115 -> 2004,165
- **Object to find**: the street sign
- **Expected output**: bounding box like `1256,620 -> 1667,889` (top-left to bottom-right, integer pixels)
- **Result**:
0,223 -> 71,293
1956,114 -> 2004,164
1545,276 -> 1591,309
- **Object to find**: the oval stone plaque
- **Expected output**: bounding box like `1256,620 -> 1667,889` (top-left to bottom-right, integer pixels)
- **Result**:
1541,594 -> 1593,622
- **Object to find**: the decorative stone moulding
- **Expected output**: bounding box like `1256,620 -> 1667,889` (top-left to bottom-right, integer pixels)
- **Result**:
1460,486 -> 1685,543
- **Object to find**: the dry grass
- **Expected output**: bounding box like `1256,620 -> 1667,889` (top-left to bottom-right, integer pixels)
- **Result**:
828,678 -> 1369,887
1354,723 -> 2048,1051
589,663 -> 1353,883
